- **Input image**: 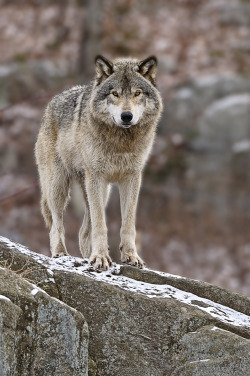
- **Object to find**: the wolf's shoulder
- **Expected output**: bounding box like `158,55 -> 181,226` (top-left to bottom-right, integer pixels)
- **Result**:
46,84 -> 92,127
50,84 -> 90,109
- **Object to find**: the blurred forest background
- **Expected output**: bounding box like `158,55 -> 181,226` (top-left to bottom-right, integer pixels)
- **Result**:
1,0 -> 250,295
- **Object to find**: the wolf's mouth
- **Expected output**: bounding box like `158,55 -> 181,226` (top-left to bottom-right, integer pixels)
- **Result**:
121,122 -> 132,128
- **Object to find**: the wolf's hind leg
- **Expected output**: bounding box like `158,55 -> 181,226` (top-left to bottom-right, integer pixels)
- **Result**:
76,174 -> 92,258
41,196 -> 52,229
79,195 -> 92,258
79,211 -> 92,258
47,168 -> 70,257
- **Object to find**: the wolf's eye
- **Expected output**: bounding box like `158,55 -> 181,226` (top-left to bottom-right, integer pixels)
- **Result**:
112,91 -> 119,97
135,90 -> 142,97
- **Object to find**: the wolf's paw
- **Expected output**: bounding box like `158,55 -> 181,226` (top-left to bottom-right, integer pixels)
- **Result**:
89,253 -> 112,270
120,248 -> 145,269
52,250 -> 69,258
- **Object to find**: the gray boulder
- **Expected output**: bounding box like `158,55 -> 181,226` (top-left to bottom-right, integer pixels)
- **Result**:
186,93 -> 250,216
216,0 -> 250,26
163,74 -> 250,217
0,60 -> 68,107
195,94 -> 250,151
161,74 -> 250,135
0,236 -> 249,376
0,262 -> 88,375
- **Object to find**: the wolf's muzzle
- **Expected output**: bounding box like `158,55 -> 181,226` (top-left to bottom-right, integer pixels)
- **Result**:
121,111 -> 133,126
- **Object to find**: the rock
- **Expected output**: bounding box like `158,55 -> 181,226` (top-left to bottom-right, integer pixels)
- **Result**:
172,325 -> 250,375
186,93 -> 250,216
162,74 -> 250,135
204,0 -> 250,27
0,60 -> 68,107
218,1 -> 250,26
0,236 -> 250,376
162,74 -> 250,217
0,262 -> 88,375
196,94 -> 250,151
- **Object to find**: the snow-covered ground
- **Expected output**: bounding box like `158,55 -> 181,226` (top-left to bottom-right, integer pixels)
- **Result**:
1,236 -> 249,330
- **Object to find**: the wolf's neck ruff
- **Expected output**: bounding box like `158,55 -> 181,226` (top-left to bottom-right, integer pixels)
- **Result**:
35,55 -> 163,270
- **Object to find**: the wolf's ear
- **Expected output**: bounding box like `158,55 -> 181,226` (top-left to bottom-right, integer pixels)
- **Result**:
138,56 -> 157,86
95,55 -> 113,84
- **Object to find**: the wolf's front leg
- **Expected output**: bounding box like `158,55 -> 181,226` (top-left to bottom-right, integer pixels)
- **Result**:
85,172 -> 112,269
118,172 -> 145,268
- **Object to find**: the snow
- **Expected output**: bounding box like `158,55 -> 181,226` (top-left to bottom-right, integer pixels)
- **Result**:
1,236 -> 250,330
190,359 -> 210,364
232,139 -> 250,154
42,278 -> 56,283
210,326 -> 233,334
0,295 -> 11,302
31,288 -> 39,296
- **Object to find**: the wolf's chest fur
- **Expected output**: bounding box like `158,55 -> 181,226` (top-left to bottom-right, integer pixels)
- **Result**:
59,118 -> 155,182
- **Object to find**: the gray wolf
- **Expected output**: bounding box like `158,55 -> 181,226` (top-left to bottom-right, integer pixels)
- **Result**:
35,55 -> 163,270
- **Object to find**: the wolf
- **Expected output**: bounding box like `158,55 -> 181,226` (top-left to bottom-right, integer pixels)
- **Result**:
35,55 -> 163,270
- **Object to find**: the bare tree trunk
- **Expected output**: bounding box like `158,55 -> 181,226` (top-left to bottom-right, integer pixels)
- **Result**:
78,0 -> 103,82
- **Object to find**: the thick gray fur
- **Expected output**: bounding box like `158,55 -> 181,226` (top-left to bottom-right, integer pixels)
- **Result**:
35,55 -> 163,269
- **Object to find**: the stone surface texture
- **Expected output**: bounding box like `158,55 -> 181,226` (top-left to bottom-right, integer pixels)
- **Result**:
0,236 -> 249,376
0,251 -> 88,376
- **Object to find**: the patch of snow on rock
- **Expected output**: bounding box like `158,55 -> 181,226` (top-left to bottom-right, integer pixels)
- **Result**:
1,236 -> 250,329
31,288 -> 39,296
0,295 -> 11,302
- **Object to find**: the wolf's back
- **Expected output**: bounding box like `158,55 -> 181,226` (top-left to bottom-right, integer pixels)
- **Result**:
44,84 -> 90,129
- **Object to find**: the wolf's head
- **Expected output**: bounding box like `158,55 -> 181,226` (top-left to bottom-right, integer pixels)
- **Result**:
90,55 -> 162,128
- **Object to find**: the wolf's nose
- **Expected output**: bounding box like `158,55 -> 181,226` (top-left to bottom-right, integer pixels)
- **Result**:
121,111 -> 133,123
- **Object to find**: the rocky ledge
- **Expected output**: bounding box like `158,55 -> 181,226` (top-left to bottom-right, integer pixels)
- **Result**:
0,236 -> 249,376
